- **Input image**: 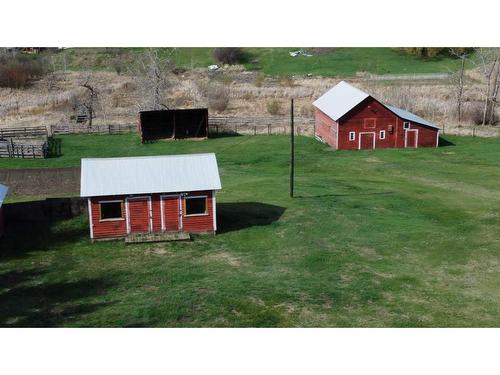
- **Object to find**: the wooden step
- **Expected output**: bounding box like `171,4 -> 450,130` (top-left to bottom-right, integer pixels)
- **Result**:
125,231 -> 191,244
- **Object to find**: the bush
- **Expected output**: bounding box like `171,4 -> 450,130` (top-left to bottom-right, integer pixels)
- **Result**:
208,84 -> 230,112
213,48 -> 245,65
464,102 -> 500,125
0,54 -> 47,88
266,99 -> 281,115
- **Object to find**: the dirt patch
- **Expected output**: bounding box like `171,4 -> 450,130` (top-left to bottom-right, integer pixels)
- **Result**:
144,244 -> 172,256
0,167 -> 80,197
204,251 -> 241,267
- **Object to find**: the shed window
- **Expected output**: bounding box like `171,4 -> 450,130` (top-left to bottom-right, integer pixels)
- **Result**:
185,196 -> 207,216
403,121 -> 410,129
379,130 -> 386,140
100,201 -> 123,220
349,131 -> 356,141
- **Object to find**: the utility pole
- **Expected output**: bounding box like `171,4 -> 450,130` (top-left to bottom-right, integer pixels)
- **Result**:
290,98 -> 294,198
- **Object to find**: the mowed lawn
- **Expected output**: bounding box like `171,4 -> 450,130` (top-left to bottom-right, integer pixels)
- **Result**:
1,134 -> 499,327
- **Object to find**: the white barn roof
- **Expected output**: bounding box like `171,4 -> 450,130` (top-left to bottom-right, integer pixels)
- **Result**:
0,184 -> 8,208
312,81 -> 370,121
385,105 -> 439,129
80,153 -> 222,197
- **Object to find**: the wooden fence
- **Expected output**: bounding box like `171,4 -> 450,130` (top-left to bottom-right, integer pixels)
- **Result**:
0,126 -> 48,139
0,139 -> 48,158
51,123 -> 137,135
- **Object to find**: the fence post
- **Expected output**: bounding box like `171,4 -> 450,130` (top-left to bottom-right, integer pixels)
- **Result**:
473,127 -> 475,137
254,125 -> 257,135
268,124 -> 270,136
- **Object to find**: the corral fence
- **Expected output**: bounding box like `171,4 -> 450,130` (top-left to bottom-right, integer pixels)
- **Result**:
0,139 -> 48,158
0,126 -> 51,158
208,116 -> 315,136
49,117 -> 316,137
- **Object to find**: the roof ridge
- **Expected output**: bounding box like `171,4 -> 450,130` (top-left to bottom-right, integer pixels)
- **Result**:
82,153 -> 216,162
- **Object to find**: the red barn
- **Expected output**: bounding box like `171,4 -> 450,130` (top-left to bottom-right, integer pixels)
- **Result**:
80,154 -> 221,241
0,184 -> 8,237
313,81 -> 440,150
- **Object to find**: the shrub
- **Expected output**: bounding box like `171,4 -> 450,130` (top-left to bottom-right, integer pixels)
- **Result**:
208,84 -> 230,112
266,99 -> 281,115
213,48 -> 245,65
464,102 -> 499,125
280,75 -> 295,87
0,54 -> 47,88
254,73 -> 265,87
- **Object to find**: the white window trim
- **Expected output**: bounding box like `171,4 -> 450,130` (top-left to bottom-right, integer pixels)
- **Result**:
403,121 -> 411,129
379,130 -> 386,140
184,195 -> 209,217
349,131 -> 356,141
98,200 -> 124,222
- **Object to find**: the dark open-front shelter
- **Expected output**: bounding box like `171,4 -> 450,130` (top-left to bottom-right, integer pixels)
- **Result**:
138,108 -> 208,142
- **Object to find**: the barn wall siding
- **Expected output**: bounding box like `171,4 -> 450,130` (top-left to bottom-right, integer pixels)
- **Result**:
90,196 -> 128,239
182,191 -> 215,233
89,190 -> 215,240
314,108 -> 338,148
315,97 -> 438,150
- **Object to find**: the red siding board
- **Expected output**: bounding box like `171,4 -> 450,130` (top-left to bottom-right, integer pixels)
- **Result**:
314,97 -> 438,150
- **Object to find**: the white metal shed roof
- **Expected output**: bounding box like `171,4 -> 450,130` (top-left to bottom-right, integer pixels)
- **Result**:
80,153 -> 222,197
312,81 -> 369,121
0,184 -> 8,208
385,105 -> 439,129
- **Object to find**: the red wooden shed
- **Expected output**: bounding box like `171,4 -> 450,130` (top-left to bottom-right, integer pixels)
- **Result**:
313,81 -> 440,150
80,154 -> 221,241
0,184 -> 8,237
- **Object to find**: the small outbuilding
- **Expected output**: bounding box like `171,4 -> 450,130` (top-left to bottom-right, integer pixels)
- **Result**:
313,81 -> 440,150
0,183 -> 8,237
80,153 -> 221,241
138,108 -> 209,143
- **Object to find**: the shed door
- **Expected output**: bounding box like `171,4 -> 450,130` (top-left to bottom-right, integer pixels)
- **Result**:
161,195 -> 181,232
127,197 -> 151,234
405,130 -> 418,148
359,132 -> 375,150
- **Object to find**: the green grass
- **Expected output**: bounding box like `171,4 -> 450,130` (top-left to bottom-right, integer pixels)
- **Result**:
49,47 -> 470,77
1,134 -> 499,327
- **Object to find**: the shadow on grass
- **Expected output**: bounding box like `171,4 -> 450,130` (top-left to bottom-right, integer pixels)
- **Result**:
0,268 -> 116,327
438,137 -> 455,147
208,131 -> 242,139
217,202 -> 286,234
0,216 -> 87,261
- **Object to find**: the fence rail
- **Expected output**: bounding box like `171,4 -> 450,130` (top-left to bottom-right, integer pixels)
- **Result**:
0,139 -> 48,158
0,126 -> 48,139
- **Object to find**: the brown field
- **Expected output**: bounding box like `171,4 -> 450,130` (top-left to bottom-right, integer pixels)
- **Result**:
0,67 -> 498,137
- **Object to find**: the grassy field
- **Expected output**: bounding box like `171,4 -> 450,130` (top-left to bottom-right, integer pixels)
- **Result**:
50,47 -> 468,77
1,134 -> 499,327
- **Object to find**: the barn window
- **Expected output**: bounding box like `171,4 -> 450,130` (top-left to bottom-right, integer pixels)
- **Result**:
100,201 -> 123,220
349,131 -> 356,141
403,121 -> 410,129
185,196 -> 207,216
379,130 -> 386,140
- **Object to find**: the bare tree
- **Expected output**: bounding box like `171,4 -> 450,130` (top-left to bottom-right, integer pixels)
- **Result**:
449,48 -> 469,123
79,74 -> 99,127
472,48 -> 500,125
131,48 -> 175,111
